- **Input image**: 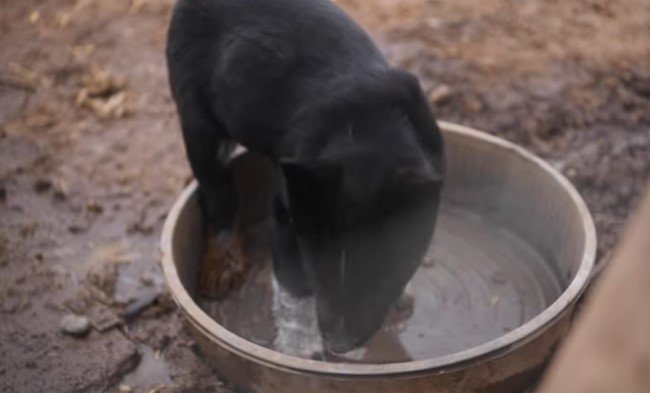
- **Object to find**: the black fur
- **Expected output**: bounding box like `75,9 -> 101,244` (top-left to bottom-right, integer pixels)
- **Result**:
167,0 -> 444,352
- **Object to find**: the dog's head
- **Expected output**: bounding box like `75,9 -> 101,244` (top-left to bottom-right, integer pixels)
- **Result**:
282,80 -> 444,351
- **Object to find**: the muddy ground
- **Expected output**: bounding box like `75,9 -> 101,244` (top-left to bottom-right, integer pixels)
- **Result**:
0,0 -> 648,392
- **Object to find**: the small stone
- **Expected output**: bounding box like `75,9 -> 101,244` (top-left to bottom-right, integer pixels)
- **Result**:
121,291 -> 159,321
86,201 -> 104,214
0,186 -> 6,202
68,224 -> 88,234
19,222 -> 37,238
34,178 -> 53,194
118,385 -> 133,393
464,96 -> 484,113
59,314 -> 91,337
428,84 -> 452,104
28,11 -> 40,24
53,188 -> 67,201
91,314 -> 121,333
424,17 -> 443,29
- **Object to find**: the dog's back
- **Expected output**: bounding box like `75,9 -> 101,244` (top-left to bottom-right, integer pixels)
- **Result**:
167,0 -> 389,156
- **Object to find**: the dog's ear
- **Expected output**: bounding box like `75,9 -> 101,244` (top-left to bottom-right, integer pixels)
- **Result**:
280,158 -> 342,232
390,68 -> 445,172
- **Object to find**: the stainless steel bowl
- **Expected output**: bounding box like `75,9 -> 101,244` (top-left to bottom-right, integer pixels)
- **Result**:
161,122 -> 597,393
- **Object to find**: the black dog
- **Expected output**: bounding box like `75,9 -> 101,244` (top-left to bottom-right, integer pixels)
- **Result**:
167,0 -> 445,352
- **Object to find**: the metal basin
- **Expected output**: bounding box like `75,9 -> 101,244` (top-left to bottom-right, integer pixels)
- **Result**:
161,122 -> 597,393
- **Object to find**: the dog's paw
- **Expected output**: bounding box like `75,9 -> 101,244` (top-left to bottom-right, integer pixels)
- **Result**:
199,234 -> 248,299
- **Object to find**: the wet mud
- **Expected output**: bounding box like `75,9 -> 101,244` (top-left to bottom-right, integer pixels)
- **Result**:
0,0 -> 648,391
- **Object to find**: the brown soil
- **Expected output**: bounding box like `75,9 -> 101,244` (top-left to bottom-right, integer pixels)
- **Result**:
0,0 -> 648,392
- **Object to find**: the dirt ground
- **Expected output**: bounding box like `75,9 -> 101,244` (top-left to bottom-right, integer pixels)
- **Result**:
0,0 -> 648,392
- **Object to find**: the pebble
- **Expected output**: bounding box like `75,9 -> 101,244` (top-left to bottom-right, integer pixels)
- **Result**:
428,84 -> 452,104
59,314 -> 91,337
33,178 -> 52,194
121,291 -> 159,321
86,201 -> 104,214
